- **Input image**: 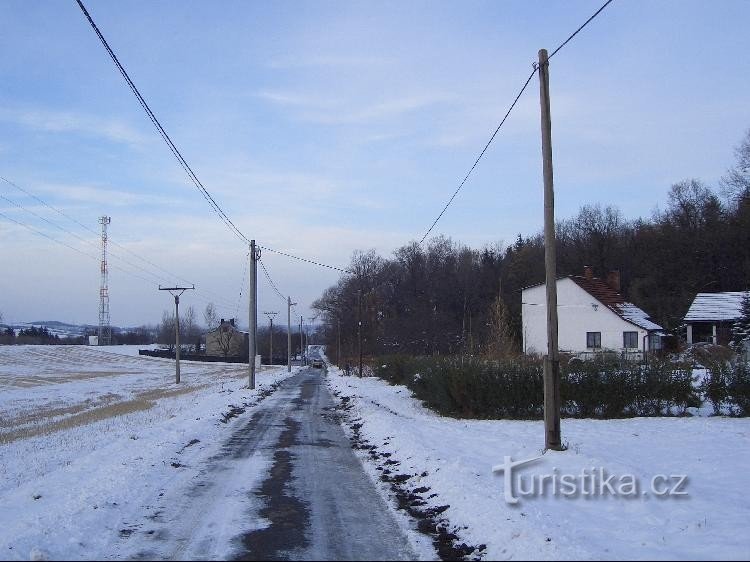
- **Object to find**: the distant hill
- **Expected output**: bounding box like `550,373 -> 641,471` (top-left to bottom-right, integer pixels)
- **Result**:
6,321 -> 128,339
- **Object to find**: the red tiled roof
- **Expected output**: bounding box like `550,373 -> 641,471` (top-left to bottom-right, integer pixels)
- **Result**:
570,276 -> 625,308
570,276 -> 663,331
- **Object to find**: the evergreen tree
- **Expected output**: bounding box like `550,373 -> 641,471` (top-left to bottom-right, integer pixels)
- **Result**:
731,293 -> 750,351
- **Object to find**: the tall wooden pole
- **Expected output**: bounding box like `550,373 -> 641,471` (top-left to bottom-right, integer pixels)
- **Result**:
174,294 -> 181,384
538,49 -> 562,451
287,297 -> 293,372
248,240 -> 257,389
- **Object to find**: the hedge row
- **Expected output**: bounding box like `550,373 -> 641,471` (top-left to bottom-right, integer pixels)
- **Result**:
370,355 -> 708,419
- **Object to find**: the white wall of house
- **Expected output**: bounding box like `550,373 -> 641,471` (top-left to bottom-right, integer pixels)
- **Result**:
522,278 -> 651,354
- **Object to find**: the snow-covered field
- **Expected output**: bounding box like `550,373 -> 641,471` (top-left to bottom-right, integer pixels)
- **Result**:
0,345 -> 299,560
4,345 -> 748,561
327,365 -> 750,561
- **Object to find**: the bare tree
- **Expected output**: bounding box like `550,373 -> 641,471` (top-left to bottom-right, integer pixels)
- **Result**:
721,128 -> 750,205
203,302 -> 219,330
182,305 -> 200,352
158,310 -> 175,351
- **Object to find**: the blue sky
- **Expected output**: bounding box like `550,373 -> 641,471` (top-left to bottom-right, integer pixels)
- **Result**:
1,0 -> 749,327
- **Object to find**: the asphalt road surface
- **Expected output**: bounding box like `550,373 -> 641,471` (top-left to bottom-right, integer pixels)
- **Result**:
114,368 -> 417,561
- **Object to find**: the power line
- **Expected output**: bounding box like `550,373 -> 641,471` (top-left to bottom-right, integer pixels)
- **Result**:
417,0 -> 616,245
76,1 -> 354,277
549,0 -> 615,59
0,192 -> 167,285
259,258 -> 288,303
0,209 -> 157,287
75,0 -> 249,247
259,245 -> 352,274
418,67 -> 538,244
0,207 -> 237,315
0,176 -> 237,309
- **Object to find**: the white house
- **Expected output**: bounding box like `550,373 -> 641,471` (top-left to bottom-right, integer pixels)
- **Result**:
522,267 -> 663,356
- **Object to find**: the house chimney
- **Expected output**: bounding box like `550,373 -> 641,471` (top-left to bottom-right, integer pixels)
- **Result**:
230,318 -> 235,327
606,270 -> 621,293
583,265 -> 594,280
220,318 -> 225,324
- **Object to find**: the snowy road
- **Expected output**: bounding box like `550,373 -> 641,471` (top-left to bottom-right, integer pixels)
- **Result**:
112,368 -> 418,561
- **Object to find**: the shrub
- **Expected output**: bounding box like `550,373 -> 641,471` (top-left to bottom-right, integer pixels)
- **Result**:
727,360 -> 750,416
701,363 -> 730,415
372,354 -> 699,420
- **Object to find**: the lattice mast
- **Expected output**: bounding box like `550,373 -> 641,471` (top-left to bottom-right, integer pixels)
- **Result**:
98,216 -> 111,345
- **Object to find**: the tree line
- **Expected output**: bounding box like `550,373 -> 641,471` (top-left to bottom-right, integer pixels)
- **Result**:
313,129 -> 750,361
0,324 -> 157,345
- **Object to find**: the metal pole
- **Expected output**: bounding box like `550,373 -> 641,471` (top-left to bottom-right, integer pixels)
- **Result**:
337,316 -> 341,366
538,48 -> 562,451
174,295 -> 181,384
249,240 -> 257,389
300,315 -> 304,366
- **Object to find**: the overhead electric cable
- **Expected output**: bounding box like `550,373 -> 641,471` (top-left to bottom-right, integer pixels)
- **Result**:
259,245 -> 352,274
76,1 -> 348,276
417,0 -> 616,244
0,176 -> 237,309
259,258 -> 288,303
0,210 -> 159,287
549,0 -> 615,59
0,206 -> 236,314
418,68 -> 538,244
75,0 -> 248,246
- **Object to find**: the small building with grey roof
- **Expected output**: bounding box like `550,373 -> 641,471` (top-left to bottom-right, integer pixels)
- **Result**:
684,291 -> 750,346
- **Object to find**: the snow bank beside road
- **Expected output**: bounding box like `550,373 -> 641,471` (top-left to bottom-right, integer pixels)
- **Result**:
0,346 -> 300,560
327,366 -> 750,560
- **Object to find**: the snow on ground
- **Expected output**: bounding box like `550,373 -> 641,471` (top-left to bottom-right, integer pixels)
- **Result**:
327,365 -> 750,561
0,345 -> 299,560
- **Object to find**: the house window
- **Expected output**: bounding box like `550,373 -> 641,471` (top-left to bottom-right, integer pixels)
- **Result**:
586,332 -> 601,349
623,331 -> 638,349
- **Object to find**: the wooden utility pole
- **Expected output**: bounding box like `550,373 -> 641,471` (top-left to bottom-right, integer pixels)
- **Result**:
287,297 -> 297,372
158,285 -> 194,384
357,289 -> 363,377
299,315 -> 304,365
264,311 -> 278,365
538,48 -> 562,451
248,240 -> 259,389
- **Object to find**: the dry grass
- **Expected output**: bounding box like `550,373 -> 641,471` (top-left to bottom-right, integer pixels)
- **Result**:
0,384 -> 208,445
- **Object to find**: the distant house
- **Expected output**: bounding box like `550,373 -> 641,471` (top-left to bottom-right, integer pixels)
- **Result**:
684,291 -> 750,346
205,318 -> 248,358
522,267 -> 663,357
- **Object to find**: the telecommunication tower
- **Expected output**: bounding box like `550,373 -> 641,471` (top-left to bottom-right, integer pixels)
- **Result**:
98,216 -> 111,345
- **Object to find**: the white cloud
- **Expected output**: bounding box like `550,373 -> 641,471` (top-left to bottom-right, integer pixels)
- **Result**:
266,53 -> 391,69
31,182 -> 180,208
255,89 -> 456,125
0,107 -> 150,147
